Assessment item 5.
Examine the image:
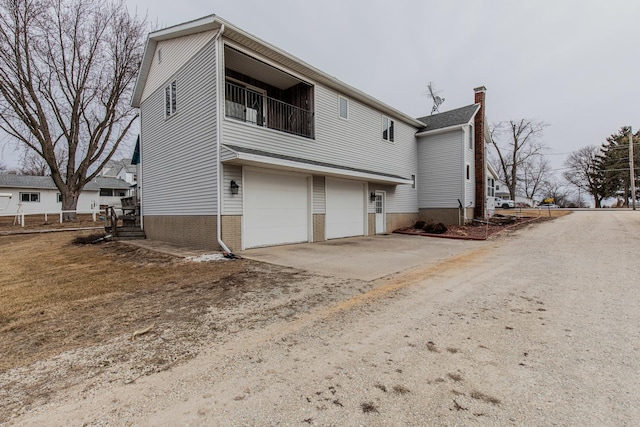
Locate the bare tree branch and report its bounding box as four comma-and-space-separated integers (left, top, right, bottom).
489, 119, 548, 199
0, 0, 145, 219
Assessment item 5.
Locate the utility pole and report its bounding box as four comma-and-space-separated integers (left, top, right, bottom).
630, 126, 636, 210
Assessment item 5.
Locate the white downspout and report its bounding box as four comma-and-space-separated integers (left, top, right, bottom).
214, 24, 233, 256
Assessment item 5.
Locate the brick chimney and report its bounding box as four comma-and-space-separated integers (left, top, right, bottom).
473, 86, 487, 219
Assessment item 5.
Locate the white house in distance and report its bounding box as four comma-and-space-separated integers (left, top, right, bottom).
494, 179, 535, 207
131, 14, 494, 252
100, 158, 138, 186
0, 175, 131, 215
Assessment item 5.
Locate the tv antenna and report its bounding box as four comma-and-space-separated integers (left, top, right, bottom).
427, 82, 445, 114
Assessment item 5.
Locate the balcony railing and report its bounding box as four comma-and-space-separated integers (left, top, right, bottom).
225, 81, 314, 138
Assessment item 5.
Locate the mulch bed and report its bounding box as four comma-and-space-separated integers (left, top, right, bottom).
394, 216, 544, 241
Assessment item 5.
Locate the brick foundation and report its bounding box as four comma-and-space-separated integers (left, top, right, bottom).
313, 214, 325, 242
143, 215, 218, 250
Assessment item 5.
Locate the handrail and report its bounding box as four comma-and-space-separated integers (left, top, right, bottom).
225, 81, 314, 138
105, 206, 118, 237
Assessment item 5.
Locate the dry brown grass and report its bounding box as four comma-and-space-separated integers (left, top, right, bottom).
0, 231, 246, 371
0, 213, 102, 230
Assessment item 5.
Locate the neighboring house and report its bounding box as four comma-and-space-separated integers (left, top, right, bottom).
494, 179, 534, 207
131, 15, 494, 251
0, 174, 131, 214
101, 159, 137, 186
486, 163, 499, 213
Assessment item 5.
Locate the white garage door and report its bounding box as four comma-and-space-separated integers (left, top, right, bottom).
244, 169, 309, 248
326, 178, 365, 239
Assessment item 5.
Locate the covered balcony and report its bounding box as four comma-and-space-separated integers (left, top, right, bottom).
224, 46, 314, 139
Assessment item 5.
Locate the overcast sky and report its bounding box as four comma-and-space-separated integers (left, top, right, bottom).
3, 0, 639, 176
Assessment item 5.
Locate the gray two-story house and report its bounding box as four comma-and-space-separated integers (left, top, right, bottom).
132, 14, 491, 252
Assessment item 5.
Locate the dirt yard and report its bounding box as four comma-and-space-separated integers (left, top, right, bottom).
0, 231, 375, 421
3, 211, 639, 426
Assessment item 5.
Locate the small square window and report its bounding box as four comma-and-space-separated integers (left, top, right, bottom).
466, 164, 471, 180
383, 116, 394, 142
57, 193, 62, 203
339, 96, 348, 119
411, 174, 416, 189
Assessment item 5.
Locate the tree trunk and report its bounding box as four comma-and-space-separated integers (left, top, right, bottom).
61, 191, 79, 221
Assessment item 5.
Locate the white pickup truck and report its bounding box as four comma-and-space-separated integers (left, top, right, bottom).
495, 197, 515, 209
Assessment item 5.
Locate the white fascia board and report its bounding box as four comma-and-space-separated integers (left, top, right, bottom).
222, 148, 412, 185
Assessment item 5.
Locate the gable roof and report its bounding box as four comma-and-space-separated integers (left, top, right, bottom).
132, 15, 426, 128
416, 104, 480, 132
0, 174, 130, 191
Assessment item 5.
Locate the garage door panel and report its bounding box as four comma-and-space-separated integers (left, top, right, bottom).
326, 178, 365, 239
244, 169, 309, 248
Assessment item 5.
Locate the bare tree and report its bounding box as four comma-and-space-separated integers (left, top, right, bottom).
563, 145, 609, 208
490, 119, 548, 200
518, 155, 552, 201
0, 0, 145, 219
541, 178, 571, 207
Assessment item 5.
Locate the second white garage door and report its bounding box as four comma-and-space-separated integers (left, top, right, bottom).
326, 178, 365, 239
244, 169, 309, 249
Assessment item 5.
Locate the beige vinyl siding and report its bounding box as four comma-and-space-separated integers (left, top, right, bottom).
313, 175, 325, 214
222, 85, 418, 214
223, 164, 242, 215
417, 130, 464, 208
141, 40, 218, 216
141, 30, 217, 103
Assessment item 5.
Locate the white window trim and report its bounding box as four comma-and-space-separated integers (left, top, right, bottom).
382, 116, 395, 143
19, 192, 40, 203
165, 80, 177, 118
411, 174, 416, 190
338, 96, 348, 120
468, 124, 474, 150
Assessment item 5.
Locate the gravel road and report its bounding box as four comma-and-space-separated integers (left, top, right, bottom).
11, 211, 640, 426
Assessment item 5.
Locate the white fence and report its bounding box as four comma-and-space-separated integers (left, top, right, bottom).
0, 209, 103, 227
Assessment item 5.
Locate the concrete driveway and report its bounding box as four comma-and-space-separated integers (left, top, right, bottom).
240, 233, 487, 281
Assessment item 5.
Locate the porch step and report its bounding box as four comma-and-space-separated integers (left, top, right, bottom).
105, 226, 146, 240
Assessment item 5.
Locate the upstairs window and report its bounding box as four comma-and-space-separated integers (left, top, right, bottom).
165, 80, 177, 118
468, 125, 474, 149
339, 96, 348, 119
382, 116, 394, 142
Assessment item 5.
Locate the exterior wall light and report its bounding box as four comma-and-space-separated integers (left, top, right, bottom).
230, 180, 239, 195
370, 192, 376, 202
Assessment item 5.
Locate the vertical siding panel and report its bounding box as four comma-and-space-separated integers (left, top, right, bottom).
141, 40, 218, 216
312, 175, 325, 214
